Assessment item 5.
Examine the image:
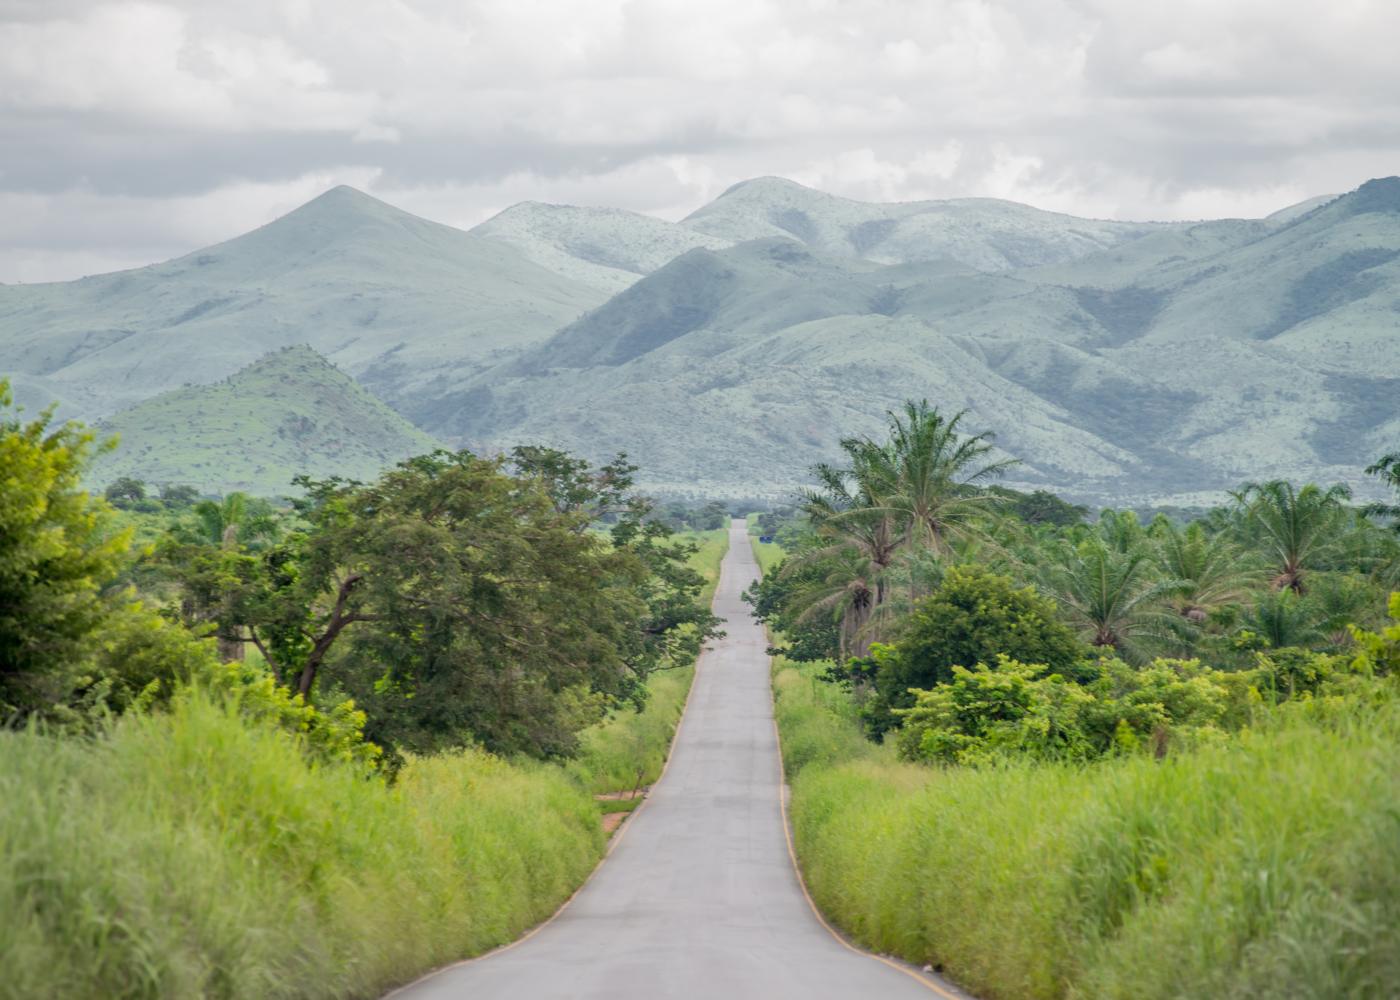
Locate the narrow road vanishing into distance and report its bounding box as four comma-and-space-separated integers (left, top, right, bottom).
390, 520, 969, 1000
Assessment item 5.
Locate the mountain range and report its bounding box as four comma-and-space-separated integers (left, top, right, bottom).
2, 175, 1397, 504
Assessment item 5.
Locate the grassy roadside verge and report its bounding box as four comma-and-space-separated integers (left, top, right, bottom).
745, 512, 784, 574
568, 528, 728, 797
760, 523, 1400, 999
0, 691, 606, 1000
0, 528, 729, 1000
777, 653, 1400, 998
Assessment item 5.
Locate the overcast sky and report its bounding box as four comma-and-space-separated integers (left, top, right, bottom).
3, 0, 1399, 282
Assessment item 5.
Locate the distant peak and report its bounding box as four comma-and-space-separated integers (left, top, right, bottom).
714, 176, 819, 200
1346, 176, 1400, 214
321, 183, 375, 200
295, 184, 393, 213
239, 344, 339, 375
235, 184, 444, 248
481, 199, 566, 221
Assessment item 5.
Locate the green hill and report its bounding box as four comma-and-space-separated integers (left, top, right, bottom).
0, 186, 608, 423
89, 346, 442, 496
7, 176, 1399, 505
450, 177, 1400, 504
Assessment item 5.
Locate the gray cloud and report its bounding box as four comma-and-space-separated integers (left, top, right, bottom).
2, 0, 1399, 281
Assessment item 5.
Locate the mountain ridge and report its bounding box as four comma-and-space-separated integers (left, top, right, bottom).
3, 175, 1396, 503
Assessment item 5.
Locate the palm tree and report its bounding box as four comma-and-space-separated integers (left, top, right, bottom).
1095, 509, 1148, 554
1307, 572, 1383, 647
1152, 520, 1261, 623
864, 401, 1017, 557
794, 463, 901, 655
1364, 452, 1400, 533
188, 492, 277, 549
179, 492, 278, 662
1042, 538, 1175, 659
791, 401, 1015, 651
784, 547, 880, 660
1233, 481, 1352, 594
1242, 590, 1325, 649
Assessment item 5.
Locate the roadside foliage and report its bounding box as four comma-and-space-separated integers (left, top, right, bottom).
0, 382, 727, 999
752, 402, 1400, 1000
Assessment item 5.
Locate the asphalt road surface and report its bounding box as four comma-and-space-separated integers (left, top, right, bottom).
390, 520, 969, 1000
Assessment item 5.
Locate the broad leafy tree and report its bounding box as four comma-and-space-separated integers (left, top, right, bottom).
0, 384, 129, 717
867, 565, 1085, 737
220, 450, 719, 758
102, 476, 146, 507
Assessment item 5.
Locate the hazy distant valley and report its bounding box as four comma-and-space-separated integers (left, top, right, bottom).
3, 175, 1398, 504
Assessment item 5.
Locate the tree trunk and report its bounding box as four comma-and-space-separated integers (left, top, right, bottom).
217, 630, 243, 664
218, 522, 244, 663
294, 573, 367, 699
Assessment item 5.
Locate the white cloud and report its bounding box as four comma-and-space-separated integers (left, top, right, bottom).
2, 0, 1399, 279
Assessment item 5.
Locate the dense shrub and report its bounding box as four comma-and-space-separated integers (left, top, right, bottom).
774, 650, 1400, 1000
0, 692, 604, 1000
866, 565, 1086, 736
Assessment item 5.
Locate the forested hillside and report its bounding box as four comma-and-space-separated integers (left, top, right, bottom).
3, 177, 1397, 504
90, 346, 443, 495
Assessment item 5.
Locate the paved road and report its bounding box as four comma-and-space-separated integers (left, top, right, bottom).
391, 521, 966, 1000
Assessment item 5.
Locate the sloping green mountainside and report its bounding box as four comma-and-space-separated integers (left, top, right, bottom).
89, 345, 443, 495
2, 176, 1397, 501
0, 186, 609, 421
452, 178, 1400, 504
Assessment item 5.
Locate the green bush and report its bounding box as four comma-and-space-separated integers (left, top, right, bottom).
776, 654, 1400, 999
891, 599, 1400, 768
867, 565, 1086, 736
893, 655, 1249, 765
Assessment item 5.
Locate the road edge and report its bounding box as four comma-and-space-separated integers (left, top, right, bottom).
381, 533, 726, 998
754, 528, 976, 1000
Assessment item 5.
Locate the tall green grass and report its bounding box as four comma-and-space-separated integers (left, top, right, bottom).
0, 528, 729, 998
567, 527, 728, 794
0, 691, 604, 1000
775, 655, 1400, 999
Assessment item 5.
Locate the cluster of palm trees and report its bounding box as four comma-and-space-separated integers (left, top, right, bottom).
784, 402, 1400, 664
792, 400, 1014, 657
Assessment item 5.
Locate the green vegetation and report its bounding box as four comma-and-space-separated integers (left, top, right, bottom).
865, 565, 1086, 738
1365, 451, 1400, 531
568, 528, 727, 794
756, 399, 1400, 999
748, 517, 785, 575
90, 346, 444, 497
0, 384, 129, 717
0, 385, 723, 997
774, 630, 1400, 999
10, 176, 1400, 505
1, 691, 604, 999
